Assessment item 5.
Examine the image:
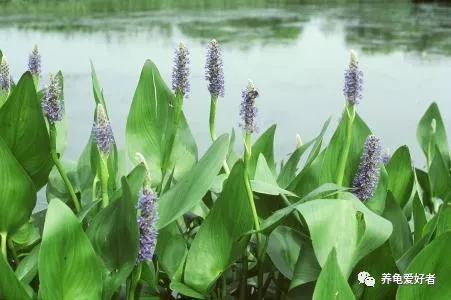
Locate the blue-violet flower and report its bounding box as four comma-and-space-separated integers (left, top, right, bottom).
92, 104, 114, 155
137, 186, 159, 263
172, 42, 190, 97
240, 80, 259, 133
343, 50, 363, 105
205, 39, 225, 98
42, 73, 64, 123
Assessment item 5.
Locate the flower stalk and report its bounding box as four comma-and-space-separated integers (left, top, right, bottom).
49, 125, 80, 212
43, 73, 80, 212
240, 80, 263, 299
337, 50, 363, 187
0, 232, 7, 261
92, 103, 114, 207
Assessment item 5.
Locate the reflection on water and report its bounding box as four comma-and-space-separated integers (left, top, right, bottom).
1, 1, 451, 56
2, 1, 451, 212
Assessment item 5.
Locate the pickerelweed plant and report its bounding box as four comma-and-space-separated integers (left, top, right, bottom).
0, 44, 451, 300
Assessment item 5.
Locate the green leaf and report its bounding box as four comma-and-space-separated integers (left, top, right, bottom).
383, 194, 413, 260
436, 204, 451, 237
15, 245, 40, 285
249, 125, 276, 178
429, 149, 451, 199
157, 134, 229, 229
298, 194, 392, 277
183, 161, 253, 294
267, 226, 305, 280
156, 222, 187, 279
413, 192, 427, 243
89, 63, 119, 193
0, 72, 53, 189
353, 242, 398, 300
312, 248, 355, 300
386, 146, 414, 207
125, 60, 197, 187
87, 177, 140, 299
397, 232, 451, 300
0, 255, 31, 300
365, 164, 388, 215
289, 238, 321, 290
255, 184, 341, 235
320, 111, 371, 187
396, 214, 438, 272
417, 102, 450, 167
277, 139, 315, 189
141, 261, 159, 296
251, 155, 298, 197
0, 137, 36, 235
170, 281, 206, 299
39, 199, 103, 299
46, 160, 79, 204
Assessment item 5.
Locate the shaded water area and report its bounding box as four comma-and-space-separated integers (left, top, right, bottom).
1, 0, 451, 209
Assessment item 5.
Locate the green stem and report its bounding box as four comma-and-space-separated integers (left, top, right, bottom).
239, 251, 248, 300
243, 132, 264, 300
0, 232, 7, 261
92, 175, 99, 201
222, 274, 227, 298
99, 155, 109, 207
209, 95, 218, 141
209, 95, 231, 175
127, 264, 142, 300
7, 239, 18, 264
160, 92, 184, 193
336, 104, 356, 188
50, 125, 80, 212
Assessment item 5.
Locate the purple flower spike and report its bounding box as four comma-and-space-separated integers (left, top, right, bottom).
137, 186, 159, 263
92, 104, 114, 155
352, 135, 382, 201
240, 80, 259, 134
172, 42, 190, 97
42, 74, 64, 123
28, 45, 42, 77
343, 50, 363, 105
0, 56, 10, 92
205, 39, 224, 98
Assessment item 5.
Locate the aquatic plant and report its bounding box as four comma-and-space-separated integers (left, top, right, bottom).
28, 44, 41, 78
0, 45, 449, 300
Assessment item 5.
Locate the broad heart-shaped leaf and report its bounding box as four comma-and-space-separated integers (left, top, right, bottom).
87, 177, 140, 299
417, 102, 450, 168
183, 160, 253, 295
39, 199, 103, 300
0, 255, 31, 300
297, 194, 392, 277
397, 232, 451, 300
249, 124, 276, 178
267, 226, 306, 280
90, 64, 119, 193
0, 72, 53, 189
319, 109, 371, 187
157, 134, 229, 229
383, 194, 413, 260
386, 146, 414, 207
0, 137, 36, 235
312, 248, 355, 300
126, 60, 198, 187
251, 155, 298, 197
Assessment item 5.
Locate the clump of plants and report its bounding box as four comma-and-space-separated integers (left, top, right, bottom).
0, 41, 450, 300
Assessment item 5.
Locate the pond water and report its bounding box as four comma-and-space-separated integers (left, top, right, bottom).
1, 1, 451, 210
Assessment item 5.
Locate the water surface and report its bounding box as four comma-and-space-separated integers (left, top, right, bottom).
1, 1, 451, 210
